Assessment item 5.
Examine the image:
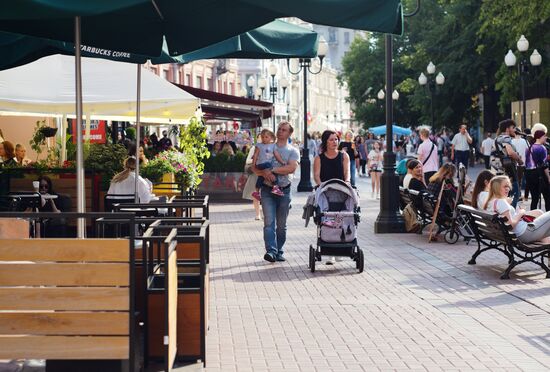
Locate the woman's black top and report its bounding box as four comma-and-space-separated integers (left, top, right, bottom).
338, 141, 356, 161
320, 152, 344, 182
409, 178, 426, 192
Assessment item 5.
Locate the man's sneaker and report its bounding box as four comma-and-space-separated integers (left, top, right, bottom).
252, 191, 261, 201
271, 185, 284, 196
276, 254, 286, 262
263, 252, 276, 263
326, 256, 335, 265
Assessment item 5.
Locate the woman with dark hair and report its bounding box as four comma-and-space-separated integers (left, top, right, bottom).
313, 129, 350, 265
403, 159, 426, 192
36, 176, 60, 212
471, 170, 494, 209
313, 130, 350, 185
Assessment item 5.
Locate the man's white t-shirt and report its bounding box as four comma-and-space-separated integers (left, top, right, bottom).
451, 133, 470, 151
418, 139, 439, 173
511, 137, 529, 166
481, 137, 494, 156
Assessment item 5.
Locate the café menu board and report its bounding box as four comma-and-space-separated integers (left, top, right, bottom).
70, 119, 106, 144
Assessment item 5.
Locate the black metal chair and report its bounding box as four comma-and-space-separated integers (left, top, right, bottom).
104, 193, 136, 212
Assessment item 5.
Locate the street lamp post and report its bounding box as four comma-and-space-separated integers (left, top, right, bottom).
259, 63, 290, 131
288, 37, 328, 192
246, 75, 255, 99
374, 34, 405, 233
504, 35, 542, 130
418, 62, 445, 128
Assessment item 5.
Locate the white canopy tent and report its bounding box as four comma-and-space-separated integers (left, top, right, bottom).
0, 55, 199, 124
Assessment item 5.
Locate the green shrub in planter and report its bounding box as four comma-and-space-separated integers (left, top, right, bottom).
84, 143, 128, 190
203, 151, 246, 173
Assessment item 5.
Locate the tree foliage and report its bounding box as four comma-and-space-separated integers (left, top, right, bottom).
340, 0, 550, 132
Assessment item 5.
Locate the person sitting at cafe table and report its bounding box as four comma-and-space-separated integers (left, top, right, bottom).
108, 157, 153, 203
0, 140, 17, 166
36, 175, 70, 237
15, 144, 32, 166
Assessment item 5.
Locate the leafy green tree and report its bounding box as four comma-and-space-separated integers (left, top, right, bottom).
339, 0, 549, 133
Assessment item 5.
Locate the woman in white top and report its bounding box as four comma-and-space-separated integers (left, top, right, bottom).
108, 157, 153, 203
470, 170, 494, 209
367, 141, 383, 199
484, 175, 550, 244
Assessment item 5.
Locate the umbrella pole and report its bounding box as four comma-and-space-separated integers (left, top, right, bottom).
74, 16, 86, 238
135, 64, 141, 202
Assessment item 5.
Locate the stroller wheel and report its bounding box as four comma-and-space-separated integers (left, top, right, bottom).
356, 248, 364, 273
444, 230, 459, 244
309, 245, 316, 273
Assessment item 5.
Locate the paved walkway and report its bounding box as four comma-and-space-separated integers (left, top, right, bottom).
206, 168, 550, 372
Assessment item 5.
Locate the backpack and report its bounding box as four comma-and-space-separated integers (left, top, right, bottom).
403, 203, 421, 233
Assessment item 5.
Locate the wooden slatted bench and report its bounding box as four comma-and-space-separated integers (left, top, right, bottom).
457, 204, 550, 279
0, 238, 139, 371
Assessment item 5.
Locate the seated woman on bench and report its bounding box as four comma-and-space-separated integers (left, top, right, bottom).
471, 170, 495, 209
484, 175, 550, 244
427, 163, 457, 216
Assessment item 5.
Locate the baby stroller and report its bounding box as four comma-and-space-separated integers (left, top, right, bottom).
444, 163, 474, 244
303, 179, 364, 273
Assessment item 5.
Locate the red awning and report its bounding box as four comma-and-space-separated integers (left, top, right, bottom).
173, 84, 273, 125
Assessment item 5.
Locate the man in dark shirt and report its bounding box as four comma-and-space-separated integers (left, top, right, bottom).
158, 130, 173, 151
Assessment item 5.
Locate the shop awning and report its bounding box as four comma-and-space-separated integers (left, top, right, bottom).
175, 84, 272, 127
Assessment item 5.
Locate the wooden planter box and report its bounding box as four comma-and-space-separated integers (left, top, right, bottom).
196, 172, 248, 202
147, 266, 207, 364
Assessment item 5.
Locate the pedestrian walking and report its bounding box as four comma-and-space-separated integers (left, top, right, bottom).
356, 136, 367, 177
367, 141, 383, 199
451, 124, 473, 169
339, 131, 358, 187
480, 132, 494, 170
494, 119, 522, 207
512, 132, 529, 200
417, 127, 439, 185
252, 121, 300, 263
525, 123, 550, 211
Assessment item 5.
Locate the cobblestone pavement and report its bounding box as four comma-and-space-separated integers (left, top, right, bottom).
206, 169, 550, 372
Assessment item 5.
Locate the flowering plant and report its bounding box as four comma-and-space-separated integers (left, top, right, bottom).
141, 149, 197, 188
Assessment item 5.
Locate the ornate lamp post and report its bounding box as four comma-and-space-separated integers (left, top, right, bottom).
418, 62, 445, 128
257, 63, 290, 131
288, 36, 329, 192
246, 75, 256, 99
504, 35, 542, 129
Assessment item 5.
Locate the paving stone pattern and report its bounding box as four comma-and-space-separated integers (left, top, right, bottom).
206, 173, 550, 372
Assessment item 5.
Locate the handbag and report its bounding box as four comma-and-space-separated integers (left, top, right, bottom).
403, 203, 421, 233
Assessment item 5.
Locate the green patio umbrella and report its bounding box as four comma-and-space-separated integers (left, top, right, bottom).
0, 1, 403, 56
0, 0, 403, 240
0, 20, 319, 71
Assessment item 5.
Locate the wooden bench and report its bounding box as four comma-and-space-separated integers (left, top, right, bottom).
407, 189, 441, 233
457, 204, 550, 279
0, 238, 139, 371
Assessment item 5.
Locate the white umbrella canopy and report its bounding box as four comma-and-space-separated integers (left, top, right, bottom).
0, 54, 198, 123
